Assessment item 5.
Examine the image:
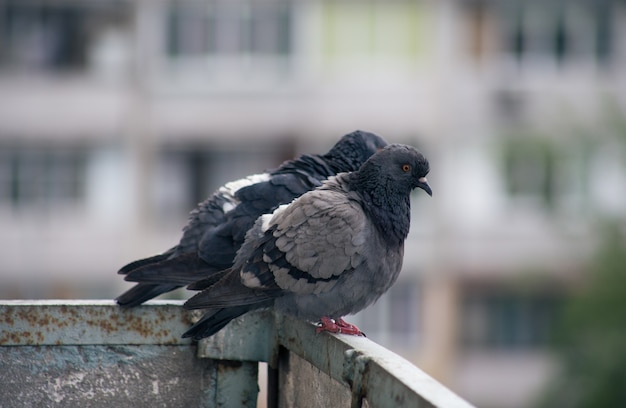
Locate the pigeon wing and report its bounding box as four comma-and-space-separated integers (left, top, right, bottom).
196, 173, 314, 263
242, 184, 367, 296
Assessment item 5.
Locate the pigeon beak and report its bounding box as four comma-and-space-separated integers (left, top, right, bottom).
417, 177, 432, 196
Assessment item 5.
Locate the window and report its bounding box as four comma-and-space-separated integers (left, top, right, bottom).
462, 0, 491, 64
167, 0, 291, 58
503, 136, 558, 209
0, 145, 87, 211
0, 2, 129, 72
351, 280, 420, 347
154, 142, 292, 219
461, 285, 562, 350
321, 1, 426, 62
496, 1, 615, 68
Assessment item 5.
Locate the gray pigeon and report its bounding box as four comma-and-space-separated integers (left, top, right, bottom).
182, 144, 432, 340
116, 131, 388, 307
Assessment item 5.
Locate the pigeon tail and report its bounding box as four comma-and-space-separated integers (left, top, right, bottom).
186, 269, 230, 291
115, 283, 180, 308
124, 253, 224, 285
118, 253, 170, 275
182, 304, 269, 340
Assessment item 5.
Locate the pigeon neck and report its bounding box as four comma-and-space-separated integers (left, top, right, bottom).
349, 173, 411, 248
368, 193, 411, 248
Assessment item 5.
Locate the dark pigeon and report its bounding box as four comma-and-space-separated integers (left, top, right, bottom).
116, 130, 388, 307
182, 144, 432, 340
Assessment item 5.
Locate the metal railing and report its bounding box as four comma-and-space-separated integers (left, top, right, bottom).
0, 300, 474, 408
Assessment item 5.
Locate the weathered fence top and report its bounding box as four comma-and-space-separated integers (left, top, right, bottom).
0, 300, 474, 408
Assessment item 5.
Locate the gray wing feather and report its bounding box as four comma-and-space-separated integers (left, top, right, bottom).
269, 188, 367, 289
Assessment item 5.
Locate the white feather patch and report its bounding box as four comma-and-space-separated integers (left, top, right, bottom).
222, 201, 236, 213
218, 172, 271, 213
220, 173, 270, 196
260, 213, 274, 232
241, 271, 262, 288
261, 204, 289, 232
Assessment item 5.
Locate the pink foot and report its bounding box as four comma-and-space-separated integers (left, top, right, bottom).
316, 317, 365, 336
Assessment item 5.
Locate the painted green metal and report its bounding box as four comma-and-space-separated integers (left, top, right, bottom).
0, 301, 474, 408
199, 310, 475, 408
213, 360, 259, 408
0, 300, 257, 407
197, 309, 274, 362
277, 313, 475, 408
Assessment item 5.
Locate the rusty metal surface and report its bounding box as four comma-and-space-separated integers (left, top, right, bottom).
0, 301, 474, 408
0, 300, 195, 346
0, 301, 259, 408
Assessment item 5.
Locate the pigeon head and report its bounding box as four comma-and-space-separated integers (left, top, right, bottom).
323, 130, 388, 173
353, 143, 432, 198
348, 144, 431, 247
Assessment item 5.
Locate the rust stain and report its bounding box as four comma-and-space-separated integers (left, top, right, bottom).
98, 319, 116, 334
0, 330, 34, 346
0, 304, 195, 345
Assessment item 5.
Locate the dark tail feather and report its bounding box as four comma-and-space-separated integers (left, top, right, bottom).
118, 253, 170, 275
187, 269, 230, 291
183, 269, 281, 311
115, 283, 181, 308
182, 304, 265, 340
124, 253, 223, 285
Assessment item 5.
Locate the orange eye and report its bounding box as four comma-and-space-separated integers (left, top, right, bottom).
402, 164, 411, 172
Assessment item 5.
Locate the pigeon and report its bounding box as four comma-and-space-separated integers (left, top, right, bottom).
116, 130, 388, 307
181, 144, 432, 340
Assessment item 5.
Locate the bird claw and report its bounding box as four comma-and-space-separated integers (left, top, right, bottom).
316, 317, 365, 336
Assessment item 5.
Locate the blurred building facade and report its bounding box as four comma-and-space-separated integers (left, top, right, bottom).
1, 1, 625, 407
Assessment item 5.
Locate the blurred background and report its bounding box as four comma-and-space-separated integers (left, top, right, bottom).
1, 0, 625, 407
